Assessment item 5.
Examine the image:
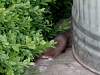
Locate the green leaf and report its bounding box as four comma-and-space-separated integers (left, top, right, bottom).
12, 45, 20, 52
26, 36, 31, 44
0, 50, 5, 54
0, 35, 7, 42
17, 0, 21, 3
9, 52, 19, 58
7, 31, 16, 44
45, 0, 52, 2
33, 5, 39, 11
0, 54, 9, 61
58, 20, 70, 31
38, 8, 45, 12
40, 3, 48, 5
49, 40, 55, 45
28, 62, 34, 65
12, 57, 20, 64
40, 40, 46, 44
27, 41, 36, 49
0, 2, 4, 8
21, 58, 30, 66
8, 61, 16, 65
2, 41, 9, 45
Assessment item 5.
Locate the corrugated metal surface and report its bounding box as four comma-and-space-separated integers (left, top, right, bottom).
72, 0, 100, 73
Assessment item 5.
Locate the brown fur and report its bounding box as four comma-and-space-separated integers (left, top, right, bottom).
42, 32, 69, 59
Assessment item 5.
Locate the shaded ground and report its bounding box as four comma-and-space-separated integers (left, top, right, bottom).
29, 48, 97, 75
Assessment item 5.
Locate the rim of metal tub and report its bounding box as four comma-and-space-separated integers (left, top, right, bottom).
72, 44, 100, 75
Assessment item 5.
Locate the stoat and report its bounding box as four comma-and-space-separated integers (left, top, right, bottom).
42, 32, 69, 60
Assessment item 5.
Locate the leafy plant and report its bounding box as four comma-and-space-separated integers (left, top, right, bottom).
0, 0, 72, 75
47, 0, 73, 23
36, 0, 72, 40
0, 0, 56, 75
46, 19, 71, 39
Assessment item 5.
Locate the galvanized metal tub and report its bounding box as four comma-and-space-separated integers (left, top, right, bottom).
72, 0, 100, 74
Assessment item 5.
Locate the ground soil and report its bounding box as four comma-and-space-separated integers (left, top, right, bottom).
29, 48, 97, 75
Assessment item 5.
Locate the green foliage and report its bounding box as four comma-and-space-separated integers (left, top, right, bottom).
0, 0, 72, 75
36, 0, 72, 40
47, 20, 71, 39
48, 0, 73, 23
28, 0, 54, 40
0, 0, 56, 75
